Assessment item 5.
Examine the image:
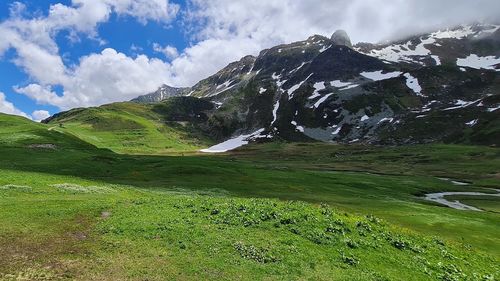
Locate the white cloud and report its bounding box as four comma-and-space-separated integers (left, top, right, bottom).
109, 0, 180, 24
153, 43, 179, 60
168, 38, 261, 86
1, 0, 178, 110
64, 48, 171, 107
14, 84, 63, 107
32, 110, 51, 122
0, 92, 29, 118
15, 48, 171, 109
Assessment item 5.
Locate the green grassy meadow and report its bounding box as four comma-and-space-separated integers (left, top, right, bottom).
0, 113, 499, 280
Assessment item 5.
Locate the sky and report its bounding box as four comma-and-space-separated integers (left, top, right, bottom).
0, 0, 499, 121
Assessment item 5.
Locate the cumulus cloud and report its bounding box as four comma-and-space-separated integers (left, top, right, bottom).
0, 92, 29, 118
31, 110, 51, 122
1, 0, 178, 110
168, 38, 262, 86
153, 43, 179, 60
15, 49, 171, 109
13, 84, 63, 107
110, 0, 180, 24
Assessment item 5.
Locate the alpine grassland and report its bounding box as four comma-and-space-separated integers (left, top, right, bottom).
0, 113, 498, 280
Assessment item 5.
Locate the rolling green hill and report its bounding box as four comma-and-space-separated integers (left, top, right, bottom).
0, 113, 96, 151
43, 101, 213, 155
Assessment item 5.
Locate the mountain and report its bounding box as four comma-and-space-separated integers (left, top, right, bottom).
132, 84, 189, 103
356, 24, 500, 68
52, 24, 500, 149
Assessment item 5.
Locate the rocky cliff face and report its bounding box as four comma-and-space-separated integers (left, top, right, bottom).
134, 24, 500, 146
132, 85, 189, 103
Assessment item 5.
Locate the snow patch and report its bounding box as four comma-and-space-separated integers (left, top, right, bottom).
200, 129, 265, 153
339, 84, 359, 91
360, 115, 369, 121
442, 99, 481, 111
456, 54, 500, 71
431, 55, 441, 65
319, 45, 331, 53
377, 117, 394, 124
212, 101, 223, 109
291, 121, 305, 133
364, 37, 435, 64
465, 119, 478, 127
271, 99, 280, 125
403, 73, 423, 96
210, 84, 236, 97
360, 70, 402, 81
430, 26, 474, 39
487, 105, 500, 112
272, 72, 288, 89
313, 93, 334, 108
330, 80, 352, 88
308, 82, 326, 100
288, 73, 313, 98
289, 62, 306, 74
331, 126, 342, 135
216, 80, 233, 90
259, 87, 267, 94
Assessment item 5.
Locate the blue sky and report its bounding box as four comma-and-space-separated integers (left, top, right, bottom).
0, 0, 191, 120
0, 0, 498, 121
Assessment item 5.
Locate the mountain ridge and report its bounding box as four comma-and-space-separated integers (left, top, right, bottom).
47, 24, 500, 149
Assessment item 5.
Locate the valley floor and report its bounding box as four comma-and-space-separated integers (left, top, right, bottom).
0, 113, 498, 279
0, 139, 499, 280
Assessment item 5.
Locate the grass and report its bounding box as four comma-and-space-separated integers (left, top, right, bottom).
0, 171, 497, 280
43, 102, 212, 154
0, 113, 499, 280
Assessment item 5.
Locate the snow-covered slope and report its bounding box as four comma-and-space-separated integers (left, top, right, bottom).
356, 24, 500, 69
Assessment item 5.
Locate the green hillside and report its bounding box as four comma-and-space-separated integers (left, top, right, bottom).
43, 102, 213, 155
0, 113, 96, 150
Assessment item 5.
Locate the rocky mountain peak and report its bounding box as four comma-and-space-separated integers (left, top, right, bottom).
132, 84, 189, 103
331, 29, 353, 48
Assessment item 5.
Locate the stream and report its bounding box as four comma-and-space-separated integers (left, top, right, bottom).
424, 189, 500, 211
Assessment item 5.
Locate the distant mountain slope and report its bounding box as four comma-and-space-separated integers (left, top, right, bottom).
43, 101, 213, 154
132, 84, 189, 103
73, 24, 500, 148
156, 24, 499, 146
356, 24, 500, 67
